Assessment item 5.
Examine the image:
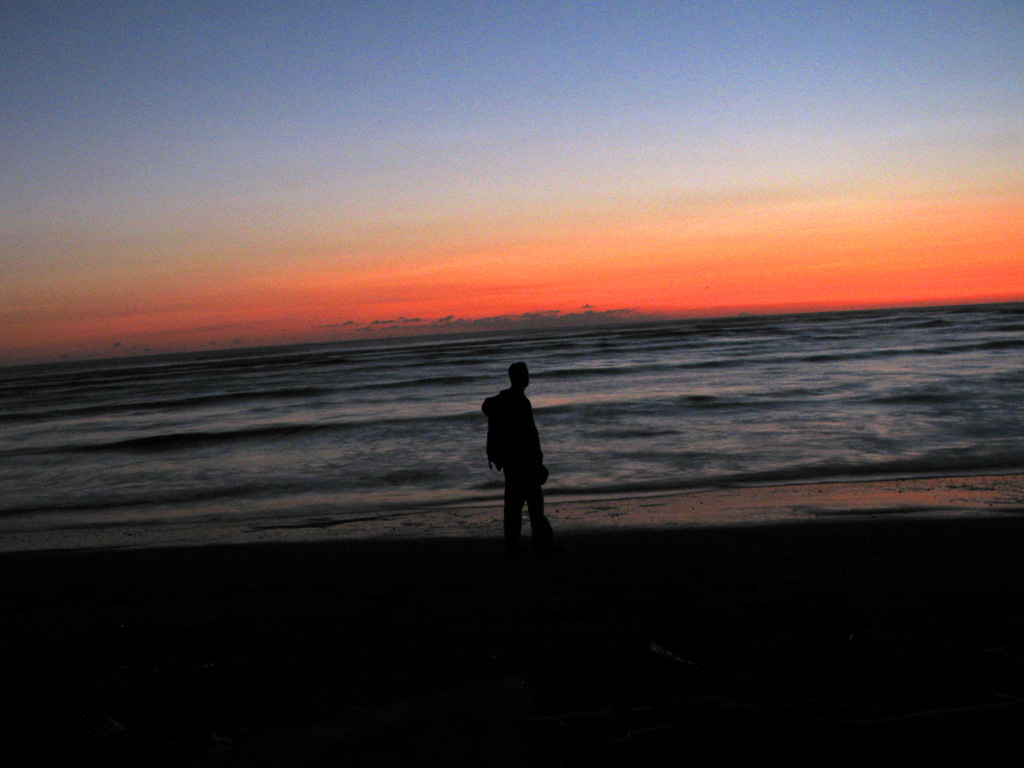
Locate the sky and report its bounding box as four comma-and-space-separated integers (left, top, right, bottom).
2, 0, 1023, 363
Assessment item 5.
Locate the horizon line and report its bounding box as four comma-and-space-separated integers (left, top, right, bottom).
4, 296, 1021, 370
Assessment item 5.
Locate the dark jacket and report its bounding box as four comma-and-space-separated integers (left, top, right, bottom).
482, 388, 542, 470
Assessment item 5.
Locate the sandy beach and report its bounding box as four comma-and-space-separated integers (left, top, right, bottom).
3, 475, 1024, 766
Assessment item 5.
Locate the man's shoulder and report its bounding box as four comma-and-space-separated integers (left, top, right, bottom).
501, 388, 531, 405
482, 388, 529, 416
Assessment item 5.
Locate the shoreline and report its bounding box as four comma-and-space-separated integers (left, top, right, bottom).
4, 510, 1024, 766
2, 472, 1021, 554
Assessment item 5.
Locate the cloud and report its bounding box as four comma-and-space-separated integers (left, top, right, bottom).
336, 307, 648, 337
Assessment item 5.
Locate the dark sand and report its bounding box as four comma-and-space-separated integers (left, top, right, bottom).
4, 514, 1024, 766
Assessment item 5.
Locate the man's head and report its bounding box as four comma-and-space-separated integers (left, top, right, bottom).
508, 361, 529, 391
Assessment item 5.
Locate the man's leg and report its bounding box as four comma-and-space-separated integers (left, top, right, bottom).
503, 473, 525, 551
525, 485, 553, 551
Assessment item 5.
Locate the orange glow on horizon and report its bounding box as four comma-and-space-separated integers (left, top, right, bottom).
3, 195, 1022, 363
298, 194, 1024, 318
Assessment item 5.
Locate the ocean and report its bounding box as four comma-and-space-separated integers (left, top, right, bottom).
1, 302, 1022, 547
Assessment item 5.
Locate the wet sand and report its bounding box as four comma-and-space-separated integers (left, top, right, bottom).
3, 480, 1024, 766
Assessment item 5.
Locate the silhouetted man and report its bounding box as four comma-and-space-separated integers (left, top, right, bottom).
482, 362, 555, 554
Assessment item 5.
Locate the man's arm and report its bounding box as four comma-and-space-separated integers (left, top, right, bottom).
525, 400, 543, 461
